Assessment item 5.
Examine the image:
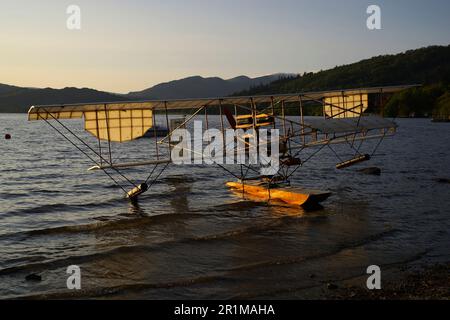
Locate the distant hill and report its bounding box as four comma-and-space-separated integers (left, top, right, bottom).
0, 74, 287, 113
236, 45, 450, 95
234, 45, 450, 117
127, 74, 286, 100
0, 87, 128, 113
0, 84, 22, 95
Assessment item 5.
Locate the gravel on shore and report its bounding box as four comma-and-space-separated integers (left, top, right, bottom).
327, 263, 450, 300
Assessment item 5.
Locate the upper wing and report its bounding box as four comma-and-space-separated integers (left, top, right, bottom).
27, 85, 418, 142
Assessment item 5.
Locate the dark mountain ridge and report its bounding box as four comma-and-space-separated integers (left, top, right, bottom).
0, 74, 286, 113
126, 74, 285, 99
0, 87, 128, 113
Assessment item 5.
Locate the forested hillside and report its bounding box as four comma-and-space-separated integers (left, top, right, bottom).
236, 45, 450, 117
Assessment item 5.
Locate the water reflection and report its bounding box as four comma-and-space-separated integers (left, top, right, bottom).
128, 199, 147, 216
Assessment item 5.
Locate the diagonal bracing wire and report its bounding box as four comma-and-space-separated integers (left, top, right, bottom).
41, 111, 138, 188
39, 115, 129, 194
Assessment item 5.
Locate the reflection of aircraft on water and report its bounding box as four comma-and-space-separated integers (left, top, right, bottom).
28, 85, 417, 208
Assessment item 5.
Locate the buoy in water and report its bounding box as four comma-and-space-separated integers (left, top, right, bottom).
5, 134, 11, 140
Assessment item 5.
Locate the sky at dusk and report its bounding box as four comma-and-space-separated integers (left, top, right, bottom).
1, 0, 449, 93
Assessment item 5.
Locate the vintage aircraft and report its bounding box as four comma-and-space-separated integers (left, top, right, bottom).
28, 85, 417, 207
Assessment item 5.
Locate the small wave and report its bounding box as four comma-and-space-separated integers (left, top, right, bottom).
0, 168, 25, 173
1, 192, 30, 199
212, 200, 264, 211
162, 175, 196, 184
182, 214, 327, 243
23, 212, 204, 237
0, 197, 125, 220
103, 184, 124, 189
12, 273, 226, 300
221, 228, 401, 273
0, 244, 153, 276
33, 189, 64, 194
191, 221, 282, 242
0, 205, 255, 242
12, 203, 74, 215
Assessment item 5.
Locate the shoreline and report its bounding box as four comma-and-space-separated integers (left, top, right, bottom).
324, 262, 450, 300
6, 261, 450, 300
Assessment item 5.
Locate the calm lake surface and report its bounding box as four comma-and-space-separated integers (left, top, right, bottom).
0, 113, 449, 299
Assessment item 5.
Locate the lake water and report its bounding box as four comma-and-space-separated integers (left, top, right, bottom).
0, 113, 449, 299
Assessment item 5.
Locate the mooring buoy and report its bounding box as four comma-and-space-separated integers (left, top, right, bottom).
5, 134, 11, 140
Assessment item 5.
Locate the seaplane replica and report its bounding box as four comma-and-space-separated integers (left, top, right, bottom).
28, 85, 416, 208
